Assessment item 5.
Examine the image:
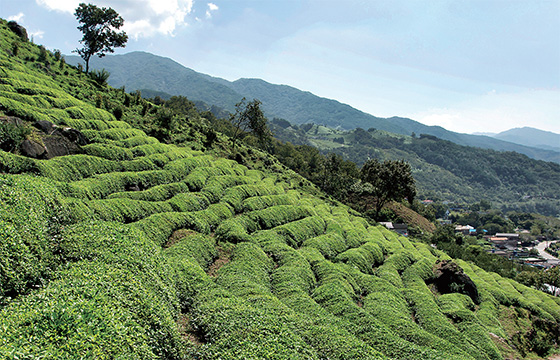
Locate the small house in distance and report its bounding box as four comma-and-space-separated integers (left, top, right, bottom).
488, 235, 519, 250
455, 225, 476, 236
495, 233, 520, 241
379, 222, 408, 237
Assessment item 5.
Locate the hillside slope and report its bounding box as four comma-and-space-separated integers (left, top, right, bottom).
67, 51, 559, 163
269, 124, 560, 216
2, 20, 559, 359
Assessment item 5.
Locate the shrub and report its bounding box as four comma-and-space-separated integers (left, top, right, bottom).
0, 120, 31, 152
89, 68, 111, 87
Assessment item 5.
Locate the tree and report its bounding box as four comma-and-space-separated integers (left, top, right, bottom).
229, 98, 271, 149
74, 3, 128, 74
359, 159, 416, 218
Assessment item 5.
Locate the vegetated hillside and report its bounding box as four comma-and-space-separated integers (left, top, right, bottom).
67, 51, 242, 112
66, 51, 560, 164
2, 20, 560, 359
270, 123, 560, 216
493, 127, 560, 153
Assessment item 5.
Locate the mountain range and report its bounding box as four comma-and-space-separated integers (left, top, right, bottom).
66, 51, 559, 164
493, 127, 560, 153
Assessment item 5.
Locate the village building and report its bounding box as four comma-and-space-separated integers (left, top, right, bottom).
379, 222, 409, 237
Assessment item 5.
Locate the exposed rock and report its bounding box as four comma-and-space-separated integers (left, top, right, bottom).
432, 260, 480, 304
20, 139, 46, 159
59, 127, 88, 146
125, 183, 142, 192
33, 120, 55, 134
7, 21, 28, 42
29, 121, 87, 158
42, 135, 82, 158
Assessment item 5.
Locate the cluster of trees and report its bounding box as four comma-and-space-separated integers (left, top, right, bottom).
269, 121, 560, 217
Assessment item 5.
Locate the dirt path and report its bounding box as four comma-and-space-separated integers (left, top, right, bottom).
207, 247, 231, 277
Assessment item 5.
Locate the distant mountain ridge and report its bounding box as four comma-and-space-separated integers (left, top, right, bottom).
493, 127, 560, 153
66, 51, 559, 163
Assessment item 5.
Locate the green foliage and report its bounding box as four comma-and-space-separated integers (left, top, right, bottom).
359, 158, 416, 217
73, 3, 128, 74
271, 123, 560, 216
89, 68, 111, 87
1, 20, 559, 359
1, 222, 186, 359
229, 98, 272, 149
0, 175, 69, 303
0, 120, 31, 153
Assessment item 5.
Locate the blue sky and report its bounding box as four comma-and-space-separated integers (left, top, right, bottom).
2, 0, 559, 134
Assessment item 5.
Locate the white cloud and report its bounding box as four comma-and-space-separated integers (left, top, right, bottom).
35, 0, 79, 13
35, 0, 194, 38
409, 89, 560, 134
30, 30, 45, 40
8, 12, 25, 22
206, 2, 219, 19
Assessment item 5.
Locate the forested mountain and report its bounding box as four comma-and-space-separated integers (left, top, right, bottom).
66, 51, 559, 164
269, 122, 560, 216
3, 19, 560, 359
67, 51, 241, 111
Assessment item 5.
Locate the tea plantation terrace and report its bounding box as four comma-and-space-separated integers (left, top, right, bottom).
0, 19, 559, 359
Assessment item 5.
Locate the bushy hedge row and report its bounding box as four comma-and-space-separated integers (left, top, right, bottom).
335, 242, 384, 274
222, 183, 285, 212
108, 181, 190, 201
362, 290, 474, 359
263, 236, 385, 359
0, 151, 40, 174
82, 128, 148, 142
303, 232, 347, 260
183, 160, 246, 191
65, 190, 211, 223
0, 221, 188, 359
274, 215, 326, 248
310, 259, 453, 359
131, 202, 233, 246
0, 95, 53, 122
216, 205, 315, 243
0, 174, 68, 302
201, 175, 258, 204
401, 263, 492, 360
62, 169, 183, 199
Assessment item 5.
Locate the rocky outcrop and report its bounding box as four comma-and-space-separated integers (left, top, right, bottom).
20, 139, 46, 158
1, 117, 86, 159
7, 21, 28, 41
31, 120, 86, 158
432, 260, 480, 304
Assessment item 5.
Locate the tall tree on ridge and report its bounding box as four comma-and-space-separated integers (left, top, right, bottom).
74, 3, 128, 74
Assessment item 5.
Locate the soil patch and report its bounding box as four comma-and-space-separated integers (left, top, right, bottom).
207, 247, 231, 277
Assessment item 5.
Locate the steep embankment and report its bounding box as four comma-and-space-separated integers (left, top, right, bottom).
1, 20, 559, 359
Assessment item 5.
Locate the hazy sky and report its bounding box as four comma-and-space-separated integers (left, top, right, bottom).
2, 0, 559, 134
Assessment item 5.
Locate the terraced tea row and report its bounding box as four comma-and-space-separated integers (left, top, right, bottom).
1, 21, 559, 359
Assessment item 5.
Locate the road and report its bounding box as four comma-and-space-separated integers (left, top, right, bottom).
535, 240, 559, 261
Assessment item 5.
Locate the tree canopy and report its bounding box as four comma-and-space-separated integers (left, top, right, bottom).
229, 98, 271, 149
359, 159, 416, 218
74, 3, 128, 74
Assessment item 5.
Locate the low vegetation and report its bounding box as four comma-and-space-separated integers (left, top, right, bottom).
1, 18, 559, 359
